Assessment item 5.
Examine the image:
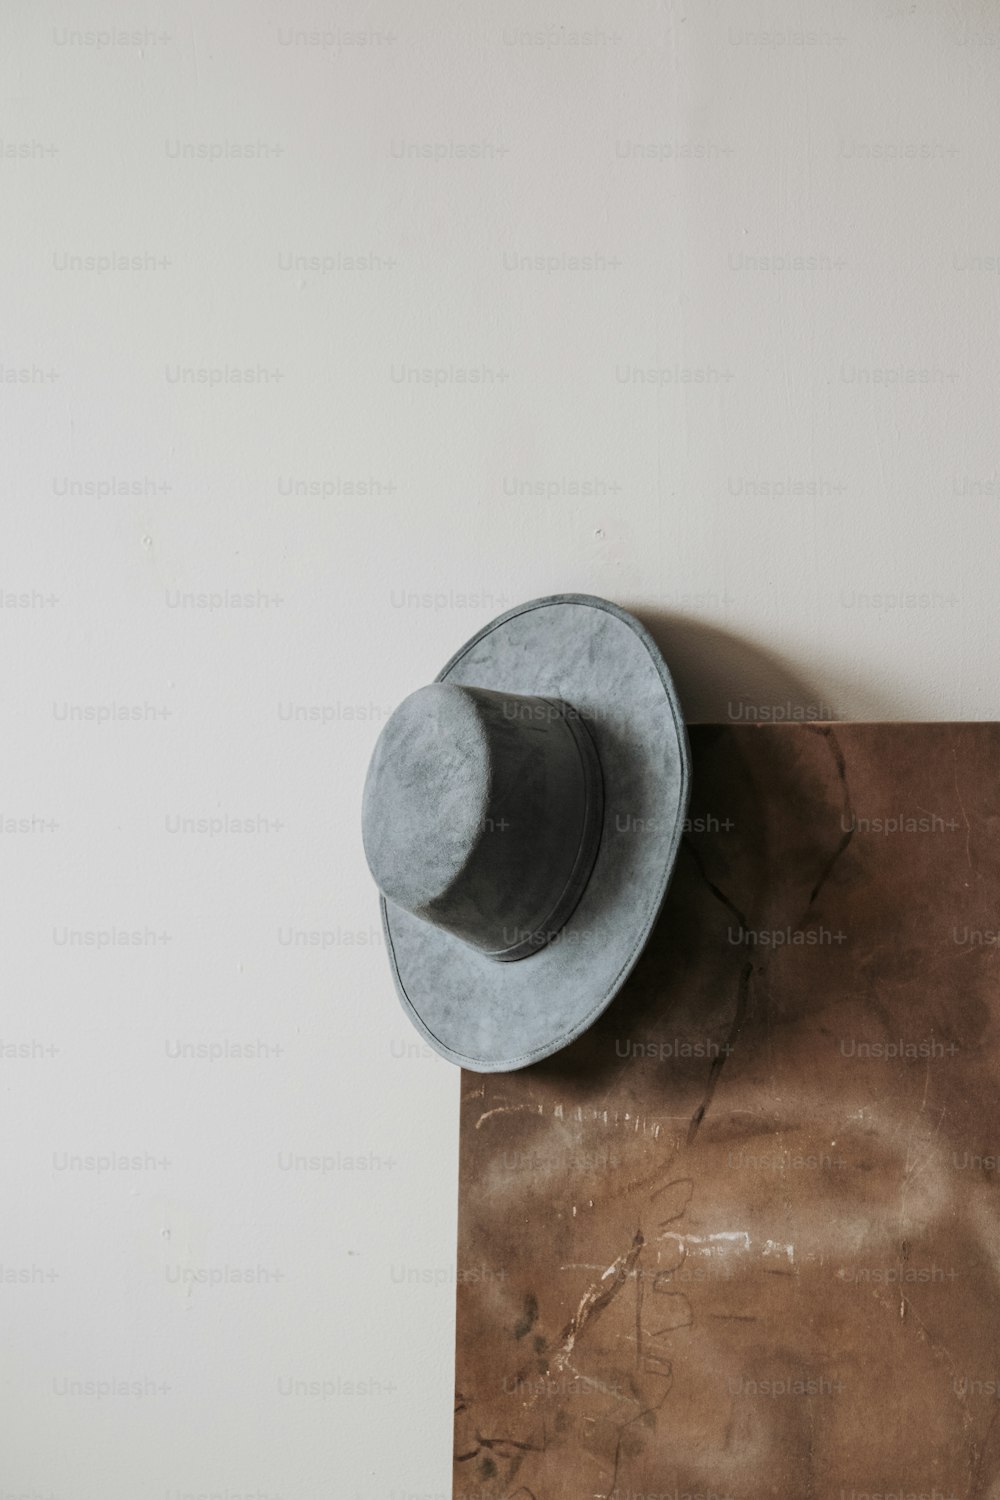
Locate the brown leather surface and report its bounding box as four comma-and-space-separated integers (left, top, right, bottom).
454, 723, 1000, 1498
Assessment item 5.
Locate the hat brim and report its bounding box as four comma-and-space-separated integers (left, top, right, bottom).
379, 594, 691, 1071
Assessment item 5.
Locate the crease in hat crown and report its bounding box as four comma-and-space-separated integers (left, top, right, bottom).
361, 680, 604, 962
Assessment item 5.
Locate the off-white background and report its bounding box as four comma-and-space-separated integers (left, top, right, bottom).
2, 0, 998, 1494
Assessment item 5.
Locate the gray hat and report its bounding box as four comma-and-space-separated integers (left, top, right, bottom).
362, 594, 690, 1072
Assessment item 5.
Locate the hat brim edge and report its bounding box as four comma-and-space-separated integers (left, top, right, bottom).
379, 593, 692, 1072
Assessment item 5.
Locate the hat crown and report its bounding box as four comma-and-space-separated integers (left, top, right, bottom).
361, 683, 492, 913
362, 681, 604, 961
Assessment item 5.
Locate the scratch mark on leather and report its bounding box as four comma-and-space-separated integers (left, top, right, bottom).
681, 833, 748, 929
552, 1229, 645, 1371
687, 961, 753, 1144
806, 725, 854, 907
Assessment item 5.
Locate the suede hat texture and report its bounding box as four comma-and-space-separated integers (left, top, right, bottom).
361, 594, 691, 1072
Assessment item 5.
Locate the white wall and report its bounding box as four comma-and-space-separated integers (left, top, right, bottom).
3, 2, 998, 1495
